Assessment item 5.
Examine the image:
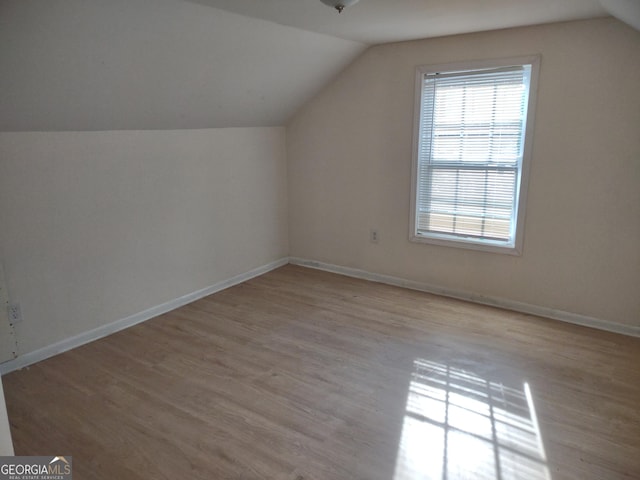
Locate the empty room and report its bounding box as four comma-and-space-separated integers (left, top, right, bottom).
0, 0, 639, 478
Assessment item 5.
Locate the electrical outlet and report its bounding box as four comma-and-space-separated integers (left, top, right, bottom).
370, 229, 379, 243
8, 303, 22, 324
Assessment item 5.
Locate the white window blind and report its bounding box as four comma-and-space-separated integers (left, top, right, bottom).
413, 61, 535, 251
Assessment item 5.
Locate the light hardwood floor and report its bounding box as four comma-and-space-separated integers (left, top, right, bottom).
3, 265, 640, 479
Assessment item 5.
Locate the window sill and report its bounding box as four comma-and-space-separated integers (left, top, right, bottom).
410, 232, 522, 256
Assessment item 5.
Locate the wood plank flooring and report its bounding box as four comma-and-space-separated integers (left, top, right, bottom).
3, 265, 640, 479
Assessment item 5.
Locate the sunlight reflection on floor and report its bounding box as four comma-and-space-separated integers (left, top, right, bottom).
393, 360, 551, 480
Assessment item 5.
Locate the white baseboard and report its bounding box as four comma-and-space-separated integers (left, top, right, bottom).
0, 258, 289, 375
289, 257, 640, 338
2, 254, 636, 377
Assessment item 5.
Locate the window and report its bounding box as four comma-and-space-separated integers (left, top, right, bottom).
410, 56, 539, 254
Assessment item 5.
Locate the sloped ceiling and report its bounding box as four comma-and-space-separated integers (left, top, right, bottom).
193, 0, 608, 44
0, 0, 364, 131
599, 0, 640, 30
2, 0, 635, 132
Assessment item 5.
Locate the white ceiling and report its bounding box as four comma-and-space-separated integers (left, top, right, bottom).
188, 0, 609, 44
2, 0, 636, 131
0, 0, 364, 131
599, 0, 640, 30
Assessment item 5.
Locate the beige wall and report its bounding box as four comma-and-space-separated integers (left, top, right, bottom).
0, 128, 289, 355
287, 18, 640, 328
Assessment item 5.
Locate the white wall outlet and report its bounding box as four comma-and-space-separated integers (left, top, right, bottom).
370, 229, 379, 243
8, 303, 22, 324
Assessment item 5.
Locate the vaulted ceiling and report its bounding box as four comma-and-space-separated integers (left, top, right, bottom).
192, 0, 608, 44
0, 0, 364, 131
0, 0, 636, 131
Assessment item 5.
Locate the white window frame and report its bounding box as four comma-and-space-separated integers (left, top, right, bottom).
409, 55, 540, 255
